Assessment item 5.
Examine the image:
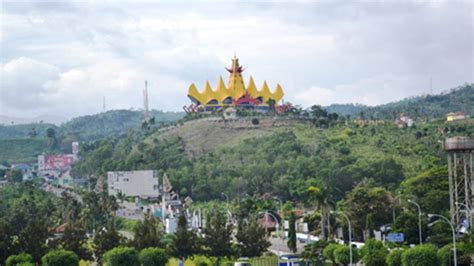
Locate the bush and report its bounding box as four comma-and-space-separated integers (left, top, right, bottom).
386, 249, 404, 266
361, 239, 389, 266
323, 243, 340, 264
401, 244, 439, 266
139, 248, 168, 266
6, 253, 33, 266
251, 118, 260, 125
334, 244, 359, 265
103, 247, 139, 266
438, 242, 470, 266
41, 250, 79, 266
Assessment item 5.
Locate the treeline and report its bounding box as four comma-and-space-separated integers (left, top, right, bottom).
325, 83, 473, 120
0, 182, 271, 265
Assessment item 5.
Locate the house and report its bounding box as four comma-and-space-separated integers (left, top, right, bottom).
447, 112, 467, 122
394, 114, 414, 128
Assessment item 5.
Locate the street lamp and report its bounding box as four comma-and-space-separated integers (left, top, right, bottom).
407, 199, 423, 244
273, 197, 284, 239
455, 202, 471, 231
330, 210, 352, 266
428, 214, 456, 266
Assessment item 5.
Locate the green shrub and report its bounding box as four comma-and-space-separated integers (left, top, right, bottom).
103, 247, 139, 266
401, 244, 438, 266
438, 242, 470, 266
5, 253, 33, 266
41, 250, 79, 266
334, 244, 359, 265
139, 248, 168, 266
322, 243, 340, 264
361, 239, 389, 266
386, 249, 404, 266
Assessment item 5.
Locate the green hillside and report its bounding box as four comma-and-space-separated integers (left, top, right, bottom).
0, 138, 46, 164
0, 123, 57, 140
59, 109, 184, 141
71, 115, 473, 202
326, 83, 473, 119
0, 109, 184, 164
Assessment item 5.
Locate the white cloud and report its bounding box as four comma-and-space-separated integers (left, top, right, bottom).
0, 1, 472, 119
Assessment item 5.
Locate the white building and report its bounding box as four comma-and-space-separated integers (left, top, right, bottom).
107, 170, 159, 198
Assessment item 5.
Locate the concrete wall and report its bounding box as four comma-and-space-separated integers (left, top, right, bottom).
107, 170, 159, 198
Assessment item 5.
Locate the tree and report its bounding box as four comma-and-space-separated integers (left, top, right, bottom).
61, 223, 92, 261
287, 212, 297, 253
18, 217, 50, 262
438, 242, 470, 266
201, 210, 235, 264
46, 128, 57, 151
103, 247, 139, 266
342, 182, 393, 240
0, 219, 12, 264
301, 240, 328, 265
334, 244, 360, 266
8, 169, 23, 183
235, 219, 271, 257
139, 248, 169, 266
168, 214, 200, 262
360, 239, 388, 266
93, 225, 124, 263
402, 166, 449, 214
401, 244, 438, 266
41, 250, 79, 266
6, 253, 33, 266
323, 243, 339, 265
392, 212, 427, 244
133, 212, 163, 250
386, 249, 404, 266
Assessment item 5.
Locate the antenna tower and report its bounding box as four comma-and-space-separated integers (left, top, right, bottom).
143, 80, 149, 121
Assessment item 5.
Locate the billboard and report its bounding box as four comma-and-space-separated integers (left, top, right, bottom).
39, 154, 76, 171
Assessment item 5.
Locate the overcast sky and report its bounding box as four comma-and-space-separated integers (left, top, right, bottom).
1, 0, 473, 119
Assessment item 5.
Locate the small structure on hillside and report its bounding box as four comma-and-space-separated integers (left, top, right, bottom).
223, 107, 237, 119
394, 114, 413, 128
447, 112, 468, 122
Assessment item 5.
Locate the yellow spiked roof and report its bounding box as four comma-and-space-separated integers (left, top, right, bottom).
187, 56, 284, 106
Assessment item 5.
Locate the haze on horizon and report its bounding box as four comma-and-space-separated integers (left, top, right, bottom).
1, 0, 473, 121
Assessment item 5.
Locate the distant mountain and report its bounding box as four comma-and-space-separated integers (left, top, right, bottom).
325, 84, 473, 120
0, 114, 68, 125
0, 109, 184, 141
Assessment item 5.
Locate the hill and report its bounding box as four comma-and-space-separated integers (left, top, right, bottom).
0, 138, 47, 164
0, 109, 184, 164
71, 114, 474, 202
58, 109, 184, 141
325, 83, 473, 119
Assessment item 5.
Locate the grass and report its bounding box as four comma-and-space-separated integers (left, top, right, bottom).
0, 138, 46, 163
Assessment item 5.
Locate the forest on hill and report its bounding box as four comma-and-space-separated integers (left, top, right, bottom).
0, 110, 184, 164
70, 112, 473, 243
326, 83, 473, 119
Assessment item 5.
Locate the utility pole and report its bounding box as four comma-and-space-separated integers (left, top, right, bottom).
143, 80, 149, 121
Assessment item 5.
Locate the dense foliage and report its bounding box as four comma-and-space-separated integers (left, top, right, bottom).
41, 250, 79, 266
326, 84, 473, 120
401, 244, 439, 266
103, 247, 139, 266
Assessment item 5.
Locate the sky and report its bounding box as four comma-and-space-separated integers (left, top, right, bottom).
1, 0, 473, 120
